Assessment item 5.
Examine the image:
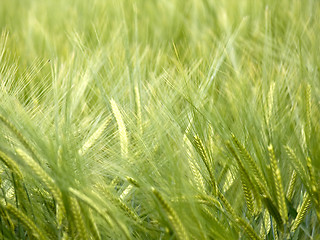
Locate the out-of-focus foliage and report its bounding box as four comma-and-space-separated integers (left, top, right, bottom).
0, 0, 319, 239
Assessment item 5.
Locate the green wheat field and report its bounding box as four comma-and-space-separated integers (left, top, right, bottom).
0, 0, 319, 239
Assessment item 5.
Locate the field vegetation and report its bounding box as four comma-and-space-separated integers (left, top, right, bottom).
0, 0, 319, 239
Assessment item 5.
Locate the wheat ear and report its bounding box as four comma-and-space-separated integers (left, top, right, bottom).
120, 184, 133, 200
69, 196, 88, 240
259, 209, 271, 239
226, 142, 261, 215
110, 98, 128, 158
285, 146, 308, 184
240, 171, 255, 216
291, 192, 311, 232
184, 134, 206, 193
126, 176, 140, 187
87, 208, 101, 240
2, 202, 46, 240
0, 150, 23, 179
268, 145, 288, 224
201, 206, 226, 238
152, 187, 189, 240
222, 168, 235, 192
61, 232, 69, 240
286, 170, 297, 201
69, 188, 112, 226
228, 143, 255, 215
0, 114, 41, 163
272, 219, 279, 240
110, 99, 134, 199
0, 207, 14, 232
69, 187, 131, 239
79, 115, 111, 155
101, 185, 141, 223
193, 136, 216, 194
216, 190, 261, 240
134, 85, 142, 135
306, 157, 317, 199
15, 148, 65, 226
236, 217, 261, 240
266, 82, 275, 128
196, 195, 222, 209
231, 134, 268, 191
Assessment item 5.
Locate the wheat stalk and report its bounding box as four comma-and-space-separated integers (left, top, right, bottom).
305, 83, 311, 140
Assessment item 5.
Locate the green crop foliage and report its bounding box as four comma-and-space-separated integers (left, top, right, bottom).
0, 0, 319, 239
